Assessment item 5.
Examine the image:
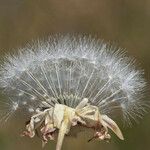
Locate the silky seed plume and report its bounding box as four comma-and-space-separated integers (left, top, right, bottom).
0, 35, 147, 150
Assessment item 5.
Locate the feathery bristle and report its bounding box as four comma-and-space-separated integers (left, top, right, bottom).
0, 35, 147, 125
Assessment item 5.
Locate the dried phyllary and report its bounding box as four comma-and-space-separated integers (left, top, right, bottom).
0, 35, 148, 150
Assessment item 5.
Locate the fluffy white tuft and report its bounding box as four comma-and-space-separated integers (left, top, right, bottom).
0, 35, 147, 125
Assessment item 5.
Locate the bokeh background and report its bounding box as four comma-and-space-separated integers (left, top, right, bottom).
0, 0, 150, 150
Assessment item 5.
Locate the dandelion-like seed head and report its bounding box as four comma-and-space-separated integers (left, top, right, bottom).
0, 35, 147, 150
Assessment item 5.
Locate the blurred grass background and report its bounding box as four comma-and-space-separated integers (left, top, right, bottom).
0, 0, 150, 150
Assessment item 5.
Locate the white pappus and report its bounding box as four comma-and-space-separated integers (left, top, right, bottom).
0, 35, 148, 150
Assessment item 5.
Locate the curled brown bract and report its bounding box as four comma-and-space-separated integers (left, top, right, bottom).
22, 98, 124, 150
